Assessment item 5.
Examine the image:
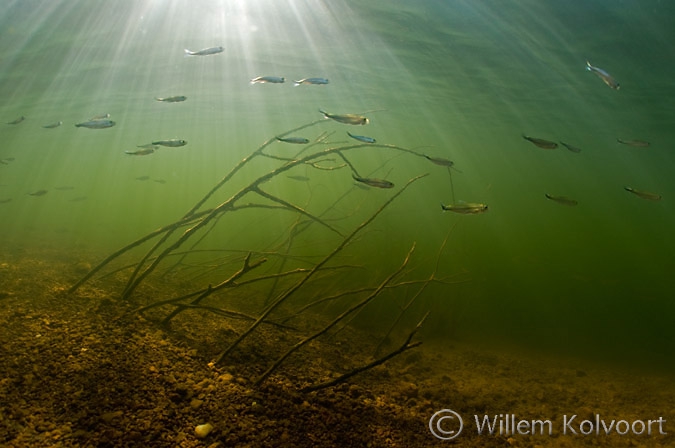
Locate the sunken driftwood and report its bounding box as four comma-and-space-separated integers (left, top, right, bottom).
70, 118, 458, 388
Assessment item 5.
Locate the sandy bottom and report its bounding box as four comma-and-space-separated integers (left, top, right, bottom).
0, 248, 672, 448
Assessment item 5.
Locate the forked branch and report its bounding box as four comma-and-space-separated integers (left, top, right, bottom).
253, 243, 417, 387
301, 311, 430, 393
213, 174, 428, 366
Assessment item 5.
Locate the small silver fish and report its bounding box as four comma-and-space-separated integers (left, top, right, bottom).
135, 175, 150, 181
151, 139, 187, 147
347, 131, 376, 143
287, 175, 310, 182
320, 109, 369, 125
184, 46, 224, 56
251, 76, 285, 84
75, 119, 115, 129
617, 138, 650, 148
42, 121, 63, 129
89, 113, 110, 121
276, 136, 309, 144
155, 96, 187, 102
28, 189, 48, 197
7, 116, 25, 125
586, 61, 620, 90
154, 179, 167, 184
545, 194, 578, 206
352, 174, 394, 189
424, 155, 454, 167
0, 198, 11, 204
440, 202, 488, 214
294, 78, 329, 86
126, 147, 156, 156
523, 134, 558, 149
624, 186, 661, 201
559, 141, 581, 153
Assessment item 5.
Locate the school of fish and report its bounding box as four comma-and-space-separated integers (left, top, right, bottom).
1, 50, 662, 213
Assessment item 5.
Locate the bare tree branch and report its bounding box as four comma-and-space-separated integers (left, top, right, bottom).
254, 243, 417, 387
301, 311, 430, 393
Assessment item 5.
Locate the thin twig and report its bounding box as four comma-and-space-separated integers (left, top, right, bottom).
160, 253, 268, 325
253, 187, 344, 237
277, 278, 452, 325
375, 223, 459, 355
253, 243, 417, 387
301, 311, 430, 393
67, 212, 209, 293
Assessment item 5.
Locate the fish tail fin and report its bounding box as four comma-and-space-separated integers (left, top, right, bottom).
624, 186, 633, 192
585, 60, 592, 70
440, 202, 447, 211
294, 80, 302, 86
319, 109, 328, 117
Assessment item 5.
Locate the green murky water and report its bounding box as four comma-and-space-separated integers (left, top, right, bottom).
1, 0, 674, 371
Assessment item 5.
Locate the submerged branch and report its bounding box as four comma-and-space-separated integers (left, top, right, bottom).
253, 187, 344, 237
164, 304, 295, 330
214, 174, 428, 366
67, 212, 210, 293
301, 311, 429, 393
254, 243, 417, 387
69, 119, 328, 294
276, 277, 452, 325
120, 141, 416, 300
187, 119, 327, 217
375, 222, 459, 355
160, 253, 267, 325
71, 129, 426, 296
135, 264, 355, 315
